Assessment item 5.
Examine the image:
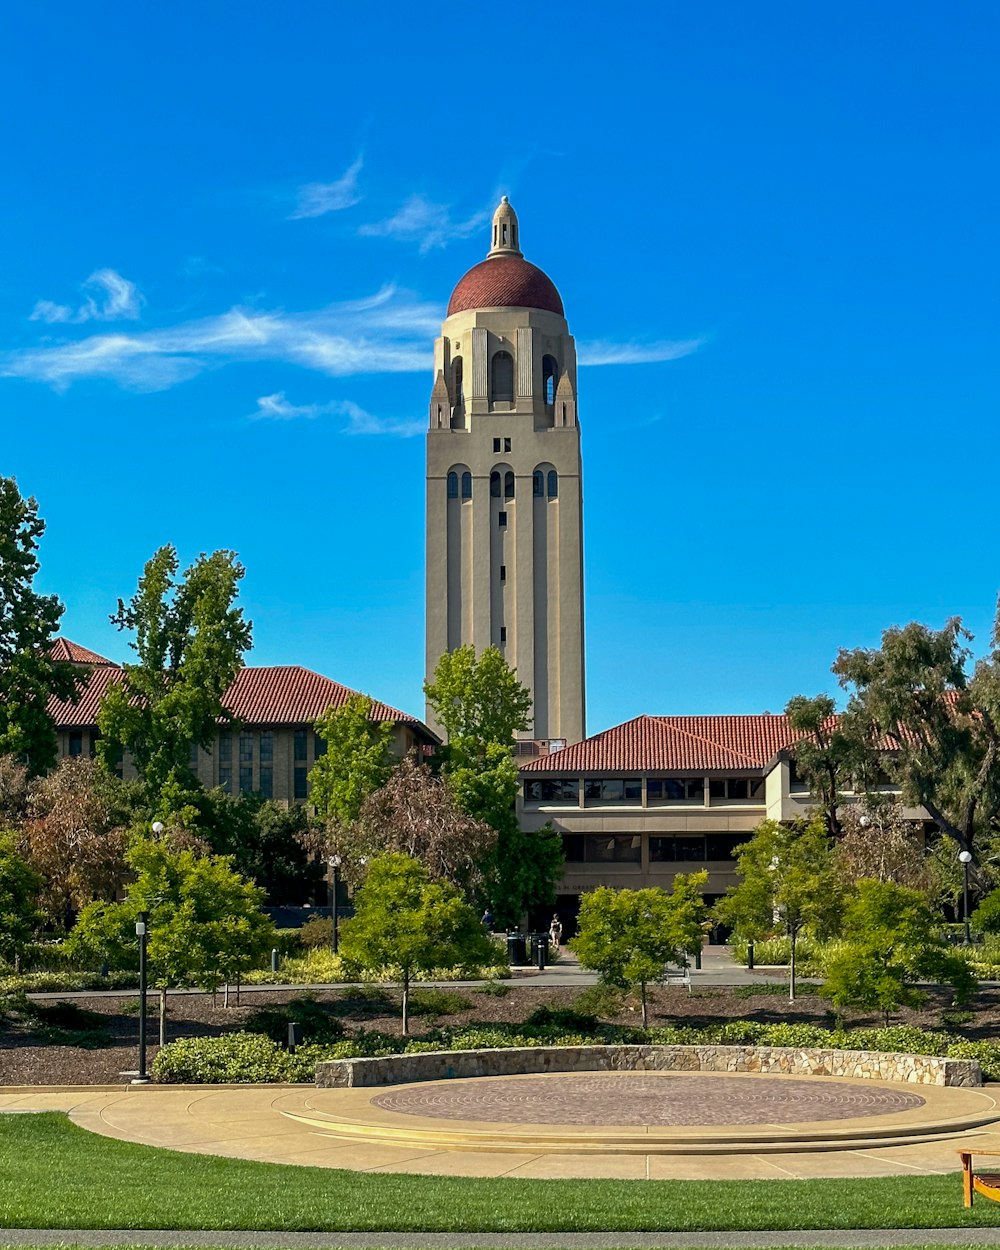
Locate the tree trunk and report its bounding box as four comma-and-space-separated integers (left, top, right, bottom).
159, 987, 167, 1047
223, 982, 229, 1009
789, 930, 797, 1003
402, 972, 409, 1035
640, 982, 648, 1029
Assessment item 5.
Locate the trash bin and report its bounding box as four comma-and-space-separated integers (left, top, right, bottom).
506, 933, 527, 966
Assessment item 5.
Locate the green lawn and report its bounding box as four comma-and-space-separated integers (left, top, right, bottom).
1, 1114, 998, 1232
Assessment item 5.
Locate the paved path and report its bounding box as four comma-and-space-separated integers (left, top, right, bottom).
3, 1230, 1000, 1247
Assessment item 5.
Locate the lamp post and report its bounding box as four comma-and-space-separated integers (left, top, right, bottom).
329, 855, 341, 953
959, 850, 973, 945
135, 910, 149, 1082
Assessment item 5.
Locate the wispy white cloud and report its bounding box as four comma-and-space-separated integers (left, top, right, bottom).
3, 287, 438, 392
290, 155, 364, 219
359, 194, 489, 254
578, 337, 706, 366
249, 391, 423, 437
30, 268, 144, 325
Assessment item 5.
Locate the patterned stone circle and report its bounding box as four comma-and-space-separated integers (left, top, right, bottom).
370, 1073, 926, 1127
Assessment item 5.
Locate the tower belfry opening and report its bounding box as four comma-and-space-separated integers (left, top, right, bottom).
425, 199, 586, 748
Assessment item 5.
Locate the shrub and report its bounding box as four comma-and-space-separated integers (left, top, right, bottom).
243, 996, 344, 1045
524, 1005, 599, 1033
154, 1033, 299, 1083
296, 916, 335, 949
573, 984, 626, 1018
475, 981, 510, 997
733, 980, 822, 999
0, 970, 138, 993
407, 988, 472, 1017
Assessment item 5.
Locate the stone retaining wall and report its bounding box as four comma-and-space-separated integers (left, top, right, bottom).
315, 1044, 981, 1089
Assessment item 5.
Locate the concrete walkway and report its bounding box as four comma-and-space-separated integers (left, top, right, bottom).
2, 1075, 999, 1181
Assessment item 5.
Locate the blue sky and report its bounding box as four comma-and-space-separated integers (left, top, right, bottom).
3, 3, 999, 733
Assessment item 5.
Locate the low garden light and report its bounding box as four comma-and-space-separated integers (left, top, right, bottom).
134, 910, 149, 1083
329, 855, 342, 953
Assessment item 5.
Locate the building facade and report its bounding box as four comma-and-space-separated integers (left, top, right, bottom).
425, 198, 585, 747
47, 639, 437, 804
518, 713, 924, 935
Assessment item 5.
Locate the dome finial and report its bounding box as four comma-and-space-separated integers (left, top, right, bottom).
488, 196, 522, 258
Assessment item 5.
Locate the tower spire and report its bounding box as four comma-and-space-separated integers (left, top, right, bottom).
488, 196, 522, 258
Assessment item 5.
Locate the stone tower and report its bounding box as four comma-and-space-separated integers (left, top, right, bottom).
425, 197, 585, 747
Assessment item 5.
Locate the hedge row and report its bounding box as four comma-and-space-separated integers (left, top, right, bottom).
152, 1017, 1000, 1084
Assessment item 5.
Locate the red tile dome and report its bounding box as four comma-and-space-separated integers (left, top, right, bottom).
447, 254, 564, 317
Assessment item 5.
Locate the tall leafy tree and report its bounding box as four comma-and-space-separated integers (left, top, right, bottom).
309, 694, 395, 830
784, 694, 875, 835
339, 853, 493, 1033
332, 754, 497, 899
68, 836, 276, 1043
832, 606, 1000, 862
0, 477, 79, 775
424, 645, 560, 925
572, 875, 708, 1027
715, 816, 844, 1001
98, 546, 252, 800
822, 879, 975, 1024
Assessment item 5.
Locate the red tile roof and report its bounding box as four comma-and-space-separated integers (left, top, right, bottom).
46, 653, 433, 738
520, 714, 816, 774
448, 255, 564, 317
48, 639, 117, 665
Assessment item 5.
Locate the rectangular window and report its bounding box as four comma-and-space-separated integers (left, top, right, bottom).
294, 729, 308, 761
585, 834, 641, 864
68, 731, 83, 757
89, 730, 101, 758
706, 833, 747, 860
219, 730, 232, 763
499, 626, 507, 643
499, 565, 506, 581
562, 834, 585, 862
650, 836, 706, 862
259, 730, 274, 763
648, 777, 704, 803
239, 732, 254, 763
293, 766, 309, 800
219, 764, 233, 794
493, 437, 501, 452
239, 765, 253, 795
503, 437, 511, 452
498, 511, 507, 527
524, 778, 580, 803
709, 777, 765, 801
314, 733, 327, 759
259, 766, 273, 799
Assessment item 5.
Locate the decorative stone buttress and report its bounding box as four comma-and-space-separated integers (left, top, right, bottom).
425, 198, 585, 746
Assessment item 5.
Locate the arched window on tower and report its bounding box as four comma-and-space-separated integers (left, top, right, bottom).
542, 355, 558, 408
452, 357, 464, 405
461, 471, 472, 499
533, 469, 544, 497
491, 351, 514, 403
490, 470, 501, 498
504, 470, 515, 499
547, 470, 559, 498
447, 471, 458, 499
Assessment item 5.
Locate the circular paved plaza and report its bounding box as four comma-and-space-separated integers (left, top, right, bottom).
371, 1072, 927, 1127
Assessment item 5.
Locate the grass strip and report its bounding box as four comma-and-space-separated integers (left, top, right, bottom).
2, 1114, 1000, 1233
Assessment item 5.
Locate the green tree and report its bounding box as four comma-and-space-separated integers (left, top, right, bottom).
98, 545, 252, 801
424, 646, 560, 925
339, 853, 493, 1033
68, 836, 276, 1043
0, 832, 42, 968
571, 875, 708, 1027
309, 694, 395, 829
822, 879, 976, 1024
784, 694, 875, 835
715, 816, 844, 1001
0, 477, 79, 775
832, 606, 1000, 863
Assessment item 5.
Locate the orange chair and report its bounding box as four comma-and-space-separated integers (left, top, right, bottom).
959, 1150, 1000, 1207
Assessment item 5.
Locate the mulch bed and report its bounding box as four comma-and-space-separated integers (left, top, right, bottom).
2, 981, 997, 1086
